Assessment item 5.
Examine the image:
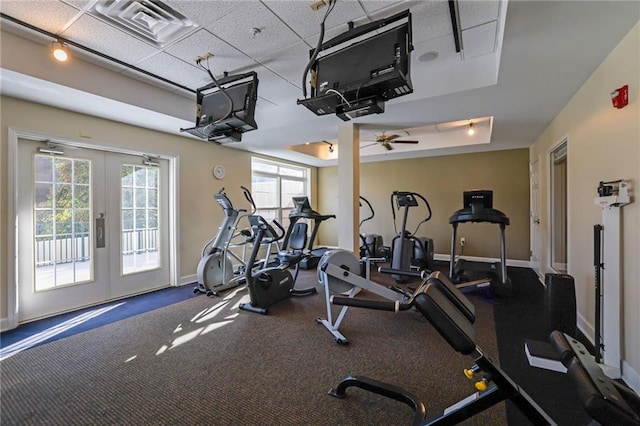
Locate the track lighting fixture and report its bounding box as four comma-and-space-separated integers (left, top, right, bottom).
51, 40, 68, 62
467, 121, 475, 136
322, 140, 334, 153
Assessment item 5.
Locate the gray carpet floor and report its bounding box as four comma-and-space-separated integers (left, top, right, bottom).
1, 269, 506, 425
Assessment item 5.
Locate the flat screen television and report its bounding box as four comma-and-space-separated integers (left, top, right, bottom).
181, 72, 258, 143
298, 9, 413, 120
463, 190, 493, 211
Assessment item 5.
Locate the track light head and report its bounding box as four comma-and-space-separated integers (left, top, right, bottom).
52, 40, 68, 62
467, 121, 475, 136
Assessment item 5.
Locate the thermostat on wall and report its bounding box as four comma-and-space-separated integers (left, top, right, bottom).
213, 164, 226, 180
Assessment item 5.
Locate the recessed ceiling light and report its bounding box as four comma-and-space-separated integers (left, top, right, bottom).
418, 51, 439, 63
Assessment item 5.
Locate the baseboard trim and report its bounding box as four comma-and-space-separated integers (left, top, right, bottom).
0, 317, 11, 332
622, 360, 640, 395
180, 274, 197, 286
433, 254, 530, 268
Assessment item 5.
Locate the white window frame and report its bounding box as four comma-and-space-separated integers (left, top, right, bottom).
250, 157, 310, 226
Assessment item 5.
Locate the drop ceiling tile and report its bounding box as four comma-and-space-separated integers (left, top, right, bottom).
264, 0, 366, 40
164, 0, 238, 27
255, 41, 310, 88
254, 66, 302, 107
164, 28, 250, 76
127, 52, 205, 87
408, 1, 454, 44
1, 0, 81, 34
458, 0, 500, 30
359, 1, 405, 15
204, 1, 301, 58
461, 20, 497, 59
62, 14, 161, 64
413, 33, 459, 64
362, 1, 452, 45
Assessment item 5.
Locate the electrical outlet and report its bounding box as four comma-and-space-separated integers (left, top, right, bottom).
194, 52, 214, 63
460, 237, 466, 247
310, 0, 331, 11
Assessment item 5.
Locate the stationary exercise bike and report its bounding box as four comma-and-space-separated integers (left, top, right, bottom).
239, 215, 317, 315
390, 191, 434, 282
195, 186, 260, 297
316, 249, 424, 345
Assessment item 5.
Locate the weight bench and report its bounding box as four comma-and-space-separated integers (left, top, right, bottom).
329, 271, 555, 425
550, 331, 640, 425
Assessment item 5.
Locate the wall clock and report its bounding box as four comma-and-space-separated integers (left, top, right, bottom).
213, 164, 226, 180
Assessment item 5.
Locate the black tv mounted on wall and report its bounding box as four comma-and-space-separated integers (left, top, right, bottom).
298, 9, 413, 121
181, 71, 258, 144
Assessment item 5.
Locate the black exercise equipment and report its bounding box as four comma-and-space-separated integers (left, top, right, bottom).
239, 215, 316, 315
281, 196, 335, 270
551, 331, 640, 426
448, 190, 512, 297
390, 191, 433, 283
358, 196, 388, 260
328, 271, 555, 425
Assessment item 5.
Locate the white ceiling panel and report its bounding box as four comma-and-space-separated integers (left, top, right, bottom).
164, 0, 239, 27
205, 1, 301, 58
255, 41, 310, 87
462, 20, 497, 59
254, 66, 303, 107
130, 52, 206, 88
405, 0, 454, 44
62, 14, 160, 64
164, 28, 251, 76
0, 0, 81, 34
458, 0, 500, 30
263, 0, 366, 40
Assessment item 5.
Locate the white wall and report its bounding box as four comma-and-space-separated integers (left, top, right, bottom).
530, 22, 640, 390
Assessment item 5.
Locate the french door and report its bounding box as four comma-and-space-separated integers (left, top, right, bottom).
16, 139, 170, 322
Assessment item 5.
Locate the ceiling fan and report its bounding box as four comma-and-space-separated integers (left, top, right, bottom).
363, 131, 419, 151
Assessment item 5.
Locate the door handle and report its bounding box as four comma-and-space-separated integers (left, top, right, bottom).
96, 213, 106, 248
533, 219, 540, 224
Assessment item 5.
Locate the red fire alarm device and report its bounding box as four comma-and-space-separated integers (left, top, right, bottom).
610, 85, 629, 109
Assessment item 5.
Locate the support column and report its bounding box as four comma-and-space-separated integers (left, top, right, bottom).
337, 123, 360, 253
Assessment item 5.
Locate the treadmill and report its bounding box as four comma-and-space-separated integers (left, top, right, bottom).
448, 190, 512, 297
282, 197, 336, 270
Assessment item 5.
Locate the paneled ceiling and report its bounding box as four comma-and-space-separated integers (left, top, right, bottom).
1, 1, 638, 166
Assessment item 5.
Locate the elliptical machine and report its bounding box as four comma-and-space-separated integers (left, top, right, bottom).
390, 191, 434, 282
239, 215, 316, 315
359, 196, 388, 260
195, 186, 257, 297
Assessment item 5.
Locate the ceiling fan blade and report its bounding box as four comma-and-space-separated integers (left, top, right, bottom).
392, 140, 419, 144
383, 142, 393, 151
386, 134, 401, 141
360, 142, 378, 149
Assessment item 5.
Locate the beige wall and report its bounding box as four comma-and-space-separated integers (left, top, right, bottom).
530, 22, 639, 385
0, 96, 315, 324
317, 149, 531, 261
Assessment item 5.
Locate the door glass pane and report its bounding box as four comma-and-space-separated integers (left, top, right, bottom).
121, 165, 159, 274
34, 155, 92, 290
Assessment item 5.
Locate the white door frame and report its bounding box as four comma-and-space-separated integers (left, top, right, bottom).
547, 135, 569, 274
5, 128, 180, 330
529, 157, 542, 279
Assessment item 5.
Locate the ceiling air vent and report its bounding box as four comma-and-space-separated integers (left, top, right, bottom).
88, 0, 198, 47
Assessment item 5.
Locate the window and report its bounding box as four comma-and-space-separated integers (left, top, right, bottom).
251, 157, 310, 229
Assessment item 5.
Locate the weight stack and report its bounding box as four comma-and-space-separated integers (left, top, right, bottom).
544, 273, 577, 337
